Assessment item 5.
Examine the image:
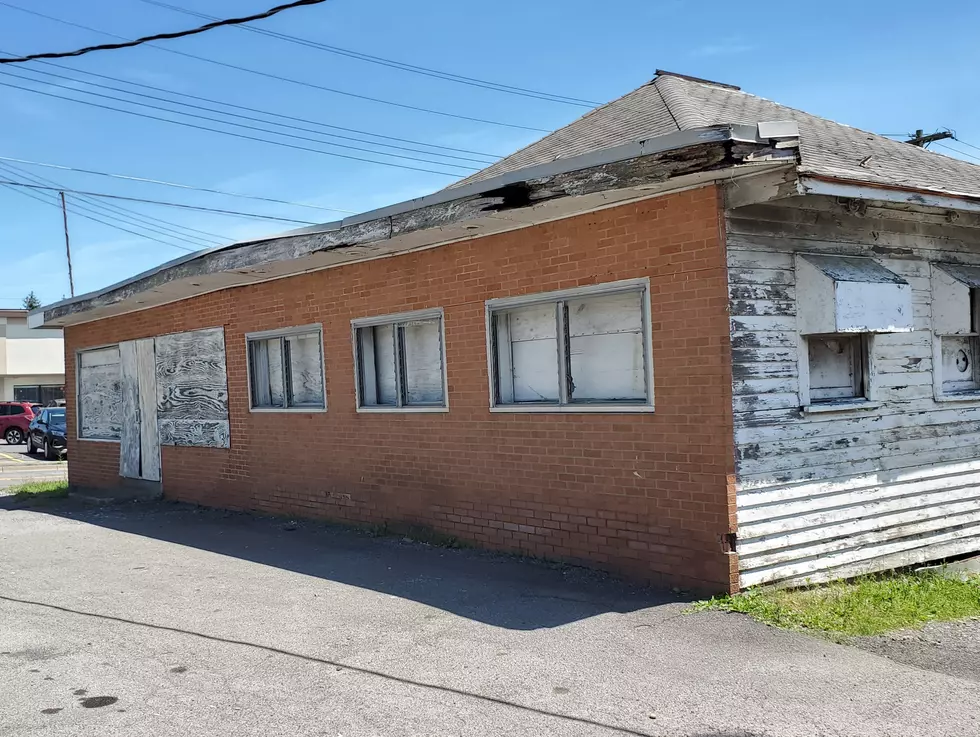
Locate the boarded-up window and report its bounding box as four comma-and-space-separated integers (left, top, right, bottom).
807, 335, 866, 402
247, 327, 324, 410
489, 282, 651, 408
354, 310, 446, 410
77, 346, 122, 439
932, 268, 980, 395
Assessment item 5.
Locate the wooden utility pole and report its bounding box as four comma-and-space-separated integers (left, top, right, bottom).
59, 191, 75, 297
905, 129, 954, 148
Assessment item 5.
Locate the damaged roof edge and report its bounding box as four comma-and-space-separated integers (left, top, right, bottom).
29, 123, 778, 329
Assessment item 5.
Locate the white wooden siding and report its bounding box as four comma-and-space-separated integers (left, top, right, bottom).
728, 197, 980, 587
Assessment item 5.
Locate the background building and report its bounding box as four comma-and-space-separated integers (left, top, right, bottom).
0, 309, 65, 404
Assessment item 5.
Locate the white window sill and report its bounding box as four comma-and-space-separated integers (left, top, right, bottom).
76, 437, 120, 443
935, 392, 980, 403
490, 404, 655, 414
356, 406, 449, 414
249, 406, 327, 413
802, 400, 881, 415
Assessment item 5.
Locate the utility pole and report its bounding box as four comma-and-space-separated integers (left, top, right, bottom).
905, 129, 954, 148
59, 191, 75, 297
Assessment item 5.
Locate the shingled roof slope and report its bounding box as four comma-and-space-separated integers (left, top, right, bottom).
451, 73, 980, 198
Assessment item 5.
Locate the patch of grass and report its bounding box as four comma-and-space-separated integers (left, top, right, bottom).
7, 480, 69, 501
693, 572, 980, 636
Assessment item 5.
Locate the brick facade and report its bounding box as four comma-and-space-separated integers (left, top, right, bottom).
65, 185, 739, 592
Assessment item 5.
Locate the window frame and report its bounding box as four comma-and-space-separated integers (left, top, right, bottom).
75, 343, 123, 443
351, 308, 449, 414
933, 286, 980, 401
485, 279, 655, 414
245, 324, 327, 413
798, 333, 879, 414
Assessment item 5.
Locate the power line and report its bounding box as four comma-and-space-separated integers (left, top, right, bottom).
0, 160, 225, 248
0, 154, 356, 214
952, 137, 980, 154
0, 1, 550, 133
0, 181, 197, 252
24, 58, 501, 162
935, 142, 980, 163
137, 0, 599, 107
0, 0, 328, 64
0, 179, 320, 224
0, 78, 467, 178
0, 65, 488, 168
0, 161, 216, 249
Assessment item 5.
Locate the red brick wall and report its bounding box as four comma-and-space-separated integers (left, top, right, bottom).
65, 186, 738, 591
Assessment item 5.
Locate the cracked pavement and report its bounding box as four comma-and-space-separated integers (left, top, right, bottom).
1, 500, 978, 737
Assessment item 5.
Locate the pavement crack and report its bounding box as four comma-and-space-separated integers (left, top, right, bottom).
0, 594, 654, 737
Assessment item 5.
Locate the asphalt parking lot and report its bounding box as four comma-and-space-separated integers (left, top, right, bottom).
2, 501, 978, 737
0, 444, 68, 491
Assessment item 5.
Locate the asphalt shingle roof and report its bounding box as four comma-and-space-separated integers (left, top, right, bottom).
452, 74, 980, 199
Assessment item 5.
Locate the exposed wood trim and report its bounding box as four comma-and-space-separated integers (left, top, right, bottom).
800, 176, 980, 214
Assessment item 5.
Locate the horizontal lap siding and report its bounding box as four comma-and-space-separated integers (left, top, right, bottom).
64, 186, 738, 592
728, 198, 980, 587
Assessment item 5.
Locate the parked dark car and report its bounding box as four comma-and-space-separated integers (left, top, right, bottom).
0, 401, 39, 445
26, 407, 67, 460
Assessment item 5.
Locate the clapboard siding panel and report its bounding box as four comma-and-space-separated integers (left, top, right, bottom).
728, 197, 980, 587
154, 327, 230, 448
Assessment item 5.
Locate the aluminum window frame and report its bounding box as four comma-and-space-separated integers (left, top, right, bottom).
245, 324, 327, 413
351, 308, 449, 414
485, 278, 655, 414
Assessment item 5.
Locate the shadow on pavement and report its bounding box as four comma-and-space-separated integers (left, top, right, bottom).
1, 497, 680, 630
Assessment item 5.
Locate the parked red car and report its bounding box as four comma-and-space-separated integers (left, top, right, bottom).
0, 402, 41, 445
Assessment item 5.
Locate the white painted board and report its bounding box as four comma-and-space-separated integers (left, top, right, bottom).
137, 338, 161, 481
118, 341, 140, 479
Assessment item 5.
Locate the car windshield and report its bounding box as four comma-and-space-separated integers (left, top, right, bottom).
48, 409, 66, 426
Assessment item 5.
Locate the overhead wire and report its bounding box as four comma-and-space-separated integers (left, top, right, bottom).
0, 0, 328, 64
0, 78, 467, 178
0, 1, 551, 133
0, 65, 490, 168
0, 154, 357, 214
21, 58, 502, 162
0, 160, 226, 247
0, 179, 319, 224
935, 142, 980, 163
0, 179, 197, 253
137, 0, 600, 107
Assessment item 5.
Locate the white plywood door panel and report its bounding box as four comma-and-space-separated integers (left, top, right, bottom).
118, 338, 162, 481
136, 338, 161, 482
118, 340, 140, 479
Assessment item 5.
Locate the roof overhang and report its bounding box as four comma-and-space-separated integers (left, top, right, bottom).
32, 122, 800, 329
799, 175, 980, 214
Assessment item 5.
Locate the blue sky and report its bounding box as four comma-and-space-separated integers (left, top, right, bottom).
2, 0, 978, 308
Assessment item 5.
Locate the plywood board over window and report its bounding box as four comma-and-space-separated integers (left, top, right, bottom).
77, 345, 123, 440
931, 263, 980, 399
155, 327, 230, 448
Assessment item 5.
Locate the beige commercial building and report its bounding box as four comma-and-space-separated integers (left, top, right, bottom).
0, 309, 64, 404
